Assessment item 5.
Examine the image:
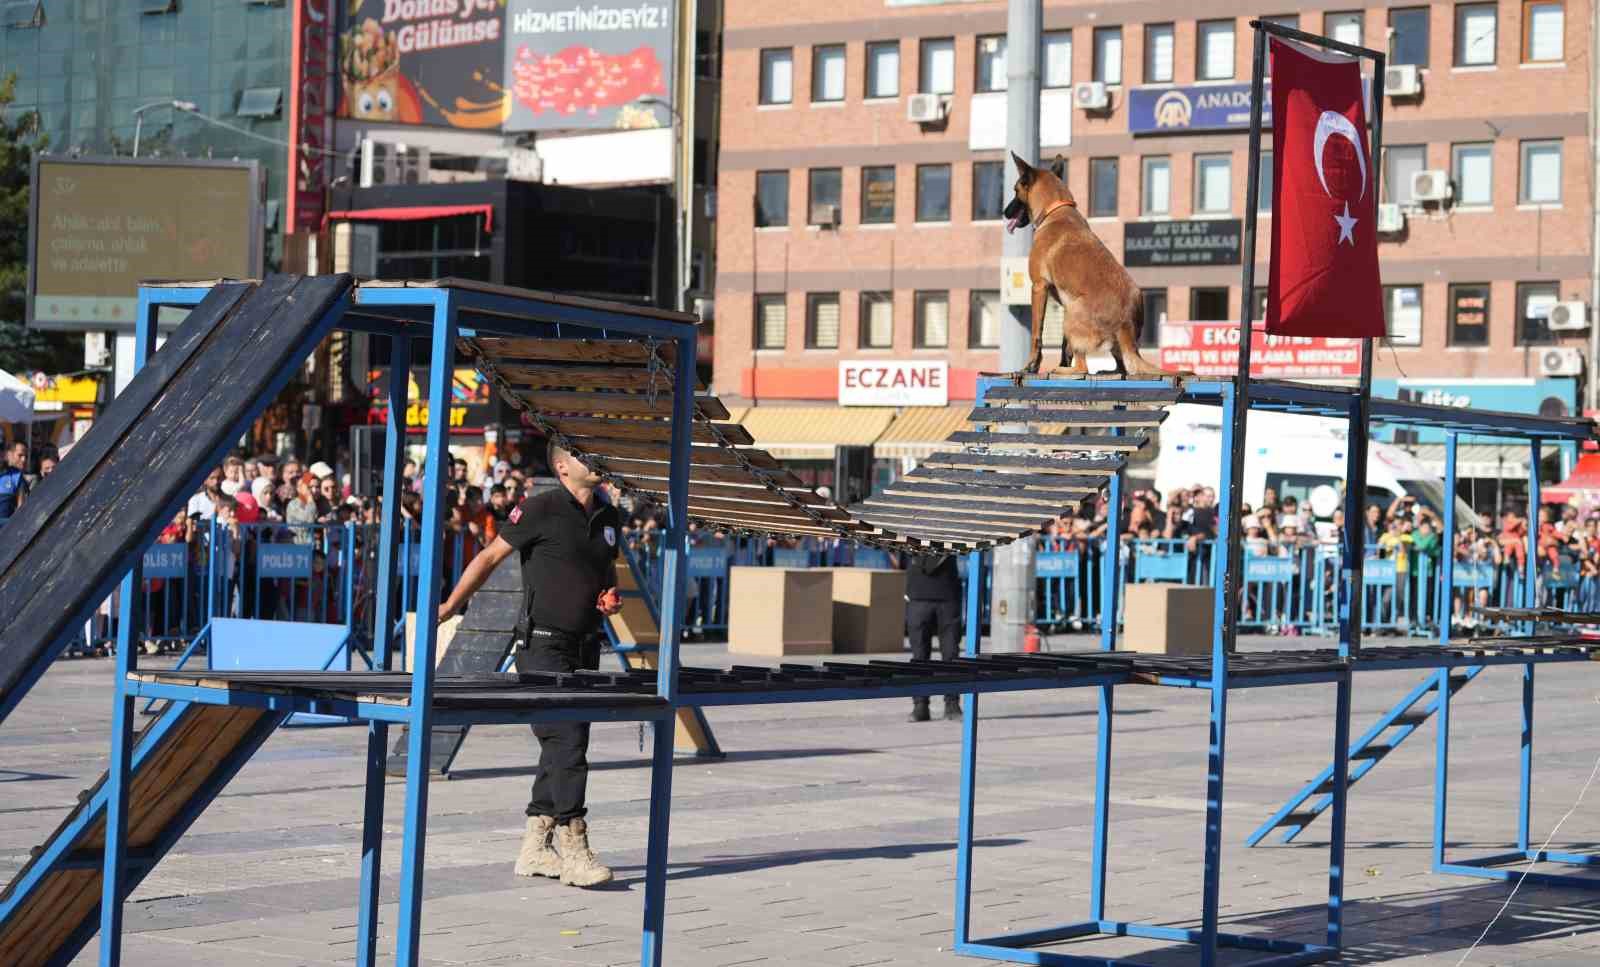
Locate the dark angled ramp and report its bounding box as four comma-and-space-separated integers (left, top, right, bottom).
387, 554, 524, 775
0, 274, 353, 725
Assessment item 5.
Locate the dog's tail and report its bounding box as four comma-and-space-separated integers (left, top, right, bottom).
1130, 291, 1145, 342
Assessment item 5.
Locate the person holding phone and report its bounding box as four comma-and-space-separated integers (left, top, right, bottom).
436, 440, 623, 888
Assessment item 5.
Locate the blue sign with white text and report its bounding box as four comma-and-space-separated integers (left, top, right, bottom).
258, 543, 313, 579
1129, 79, 1370, 136
1371, 378, 1578, 444
688, 548, 731, 578
1244, 556, 1296, 582
1037, 552, 1080, 579
142, 544, 188, 579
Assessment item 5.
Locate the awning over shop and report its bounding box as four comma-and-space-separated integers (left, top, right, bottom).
1543, 453, 1600, 503
736, 405, 895, 461
874, 405, 973, 461
1406, 443, 1530, 480
323, 203, 495, 233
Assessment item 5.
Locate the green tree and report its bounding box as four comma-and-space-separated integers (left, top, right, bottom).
0, 72, 81, 375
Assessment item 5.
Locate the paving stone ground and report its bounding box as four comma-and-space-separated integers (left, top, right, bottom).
4, 634, 1600, 966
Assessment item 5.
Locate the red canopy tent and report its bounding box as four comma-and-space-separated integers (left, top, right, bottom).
1541, 452, 1600, 503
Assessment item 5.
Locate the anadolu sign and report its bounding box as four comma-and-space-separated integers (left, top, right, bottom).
838, 360, 949, 407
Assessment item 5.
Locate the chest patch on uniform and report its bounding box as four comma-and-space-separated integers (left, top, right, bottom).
509, 505, 523, 524
603, 525, 616, 547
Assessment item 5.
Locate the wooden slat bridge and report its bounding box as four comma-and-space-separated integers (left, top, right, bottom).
464, 336, 1177, 551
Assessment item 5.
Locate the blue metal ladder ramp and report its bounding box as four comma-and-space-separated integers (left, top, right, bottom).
1246, 666, 1485, 846
0, 699, 284, 966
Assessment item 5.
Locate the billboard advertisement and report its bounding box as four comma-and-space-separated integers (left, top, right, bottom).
503, 0, 674, 131
28, 157, 262, 331
337, 0, 511, 129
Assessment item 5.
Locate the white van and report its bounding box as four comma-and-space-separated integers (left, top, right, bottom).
1153, 404, 1477, 529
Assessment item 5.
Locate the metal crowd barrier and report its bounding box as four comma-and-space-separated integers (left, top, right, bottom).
82, 519, 1567, 661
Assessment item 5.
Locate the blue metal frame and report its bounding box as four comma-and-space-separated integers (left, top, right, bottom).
38, 256, 1598, 967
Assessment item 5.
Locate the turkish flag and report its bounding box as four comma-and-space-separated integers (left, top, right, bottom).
1263, 37, 1384, 338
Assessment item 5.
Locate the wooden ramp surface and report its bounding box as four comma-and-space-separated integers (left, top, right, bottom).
0, 702, 282, 967
0, 275, 352, 725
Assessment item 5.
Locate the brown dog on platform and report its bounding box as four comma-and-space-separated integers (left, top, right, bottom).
1004, 152, 1164, 378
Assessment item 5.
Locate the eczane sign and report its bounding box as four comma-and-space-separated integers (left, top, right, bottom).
838, 361, 949, 406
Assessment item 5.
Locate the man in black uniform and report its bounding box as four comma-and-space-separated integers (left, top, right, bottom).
905, 553, 963, 721
437, 441, 623, 887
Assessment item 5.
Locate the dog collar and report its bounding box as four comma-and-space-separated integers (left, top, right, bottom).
1033, 198, 1076, 227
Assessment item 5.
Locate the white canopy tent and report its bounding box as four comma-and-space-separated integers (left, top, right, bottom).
0, 369, 36, 424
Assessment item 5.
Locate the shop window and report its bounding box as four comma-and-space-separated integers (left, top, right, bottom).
1448, 283, 1490, 346
1384, 285, 1423, 345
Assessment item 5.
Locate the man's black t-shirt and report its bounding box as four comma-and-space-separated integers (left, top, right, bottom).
498, 486, 621, 636
907, 554, 962, 601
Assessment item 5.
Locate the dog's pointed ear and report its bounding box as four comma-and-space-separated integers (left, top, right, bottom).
1011, 151, 1035, 185
1049, 154, 1066, 180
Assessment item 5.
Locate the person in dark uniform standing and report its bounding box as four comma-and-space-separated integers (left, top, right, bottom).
437, 441, 623, 887
905, 552, 963, 721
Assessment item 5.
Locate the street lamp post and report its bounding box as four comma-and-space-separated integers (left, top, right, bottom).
639, 94, 691, 314
131, 99, 197, 158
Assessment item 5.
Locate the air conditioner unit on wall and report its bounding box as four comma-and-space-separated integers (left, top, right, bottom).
1386, 64, 1422, 97
1376, 203, 1405, 234
907, 93, 945, 123
810, 203, 840, 228
1547, 301, 1589, 331
1411, 170, 1451, 203
1539, 346, 1584, 377
359, 138, 431, 188
506, 147, 542, 183
1074, 81, 1109, 111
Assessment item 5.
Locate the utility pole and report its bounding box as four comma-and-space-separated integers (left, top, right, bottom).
990, 0, 1042, 652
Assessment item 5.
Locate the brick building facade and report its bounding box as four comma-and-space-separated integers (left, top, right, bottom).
713, 1, 1594, 434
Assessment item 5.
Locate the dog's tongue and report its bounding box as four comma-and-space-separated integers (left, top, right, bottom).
1005, 213, 1023, 234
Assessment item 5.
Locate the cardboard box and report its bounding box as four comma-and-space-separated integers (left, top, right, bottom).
828, 568, 908, 654
404, 613, 461, 670
727, 566, 833, 655
1121, 583, 1214, 656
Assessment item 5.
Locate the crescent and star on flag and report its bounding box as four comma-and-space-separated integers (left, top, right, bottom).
1312, 110, 1367, 246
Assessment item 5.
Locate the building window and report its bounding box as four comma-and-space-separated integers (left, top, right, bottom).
1454, 3, 1497, 67
1524, 2, 1564, 62
1140, 289, 1167, 349
1191, 287, 1230, 321
976, 34, 1007, 92
1384, 285, 1423, 346
1141, 156, 1171, 215
1197, 20, 1236, 80
808, 168, 842, 225
860, 291, 894, 348
760, 48, 793, 104
1389, 8, 1430, 67
755, 170, 788, 227
806, 292, 841, 349
1043, 31, 1073, 88
1383, 145, 1426, 206
969, 290, 1002, 348
1448, 283, 1490, 346
866, 41, 900, 98
1326, 11, 1364, 47
861, 166, 895, 224
914, 291, 950, 348
1520, 139, 1562, 204
1089, 158, 1118, 217
972, 161, 1005, 221
1093, 26, 1122, 85
916, 164, 951, 222
1194, 154, 1232, 213
1144, 23, 1174, 83
1451, 143, 1493, 206
1516, 281, 1561, 345
755, 294, 787, 349
920, 37, 955, 94
1257, 151, 1274, 212
812, 44, 845, 102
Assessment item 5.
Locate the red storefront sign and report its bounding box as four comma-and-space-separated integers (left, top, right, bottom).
1158, 323, 1362, 379
287, 0, 336, 233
